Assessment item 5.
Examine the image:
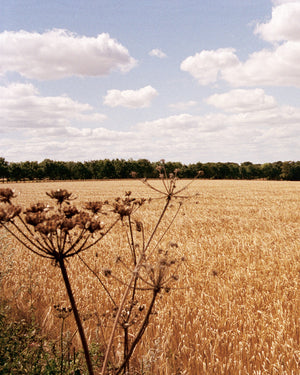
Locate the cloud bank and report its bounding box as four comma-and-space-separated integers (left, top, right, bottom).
206, 89, 277, 113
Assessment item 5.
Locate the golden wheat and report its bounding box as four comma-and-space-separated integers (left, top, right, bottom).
0, 180, 299, 374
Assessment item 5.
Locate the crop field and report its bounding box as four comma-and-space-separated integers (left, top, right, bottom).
1, 179, 299, 374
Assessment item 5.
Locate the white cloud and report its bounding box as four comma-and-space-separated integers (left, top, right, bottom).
206, 89, 277, 113
103, 85, 158, 108
272, 0, 299, 6
182, 42, 300, 87
223, 41, 300, 87
181, 2, 300, 87
255, 2, 300, 42
0, 29, 137, 80
149, 49, 167, 58
180, 48, 239, 85
0, 82, 106, 129
135, 113, 226, 135
169, 100, 197, 111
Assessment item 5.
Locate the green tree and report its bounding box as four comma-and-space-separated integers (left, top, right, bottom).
8, 163, 24, 181
0, 158, 9, 182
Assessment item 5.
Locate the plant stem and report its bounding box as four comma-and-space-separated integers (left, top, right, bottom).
101, 263, 141, 375
60, 318, 65, 375
58, 256, 94, 375
116, 290, 158, 375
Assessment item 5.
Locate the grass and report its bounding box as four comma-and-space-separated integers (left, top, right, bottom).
0, 179, 299, 374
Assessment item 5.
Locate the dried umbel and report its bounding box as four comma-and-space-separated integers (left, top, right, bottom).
138, 249, 183, 294
84, 201, 103, 214
142, 160, 201, 201
113, 193, 146, 220
54, 304, 73, 319
46, 189, 76, 206
0, 188, 16, 204
0, 204, 21, 224
0, 189, 114, 261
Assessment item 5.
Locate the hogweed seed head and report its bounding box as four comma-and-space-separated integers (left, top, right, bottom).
84, 201, 103, 214
103, 268, 112, 277
46, 189, 76, 205
63, 205, 79, 218
0, 204, 21, 224
0, 188, 16, 204
25, 203, 47, 213
135, 220, 142, 232
25, 211, 46, 227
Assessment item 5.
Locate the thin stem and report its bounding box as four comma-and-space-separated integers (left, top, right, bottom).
116, 290, 158, 375
172, 173, 200, 195
77, 254, 117, 307
101, 256, 143, 375
67, 234, 90, 257
144, 197, 171, 253
127, 216, 136, 265
81, 217, 120, 252
149, 202, 182, 256
1, 223, 53, 258
58, 256, 94, 375
64, 227, 87, 255
60, 317, 65, 374
10, 220, 47, 253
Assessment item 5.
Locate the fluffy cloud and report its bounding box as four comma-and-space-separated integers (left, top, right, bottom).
149, 49, 167, 58
0, 83, 106, 129
180, 48, 239, 85
0, 29, 137, 80
223, 41, 300, 87
103, 85, 158, 108
182, 43, 300, 87
181, 2, 300, 87
255, 2, 300, 42
206, 89, 277, 113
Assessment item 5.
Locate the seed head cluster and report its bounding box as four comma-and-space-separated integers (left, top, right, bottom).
112, 192, 146, 219
0, 188, 109, 261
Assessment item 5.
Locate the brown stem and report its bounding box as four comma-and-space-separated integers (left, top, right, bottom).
1, 223, 52, 258
101, 262, 141, 375
80, 217, 120, 253
116, 289, 158, 375
127, 216, 136, 265
77, 254, 117, 307
144, 197, 171, 252
58, 256, 94, 375
149, 201, 182, 256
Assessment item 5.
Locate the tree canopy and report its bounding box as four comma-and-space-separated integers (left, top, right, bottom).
1, 158, 300, 181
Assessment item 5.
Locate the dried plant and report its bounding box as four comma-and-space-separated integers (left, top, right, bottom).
0, 162, 199, 374
93, 162, 199, 374
0, 188, 120, 375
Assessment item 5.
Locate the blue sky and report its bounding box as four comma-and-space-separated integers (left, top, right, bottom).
0, 0, 299, 163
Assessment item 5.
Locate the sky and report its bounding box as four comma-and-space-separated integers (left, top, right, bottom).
0, 0, 299, 164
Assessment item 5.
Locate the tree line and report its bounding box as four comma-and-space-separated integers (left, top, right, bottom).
0, 157, 300, 181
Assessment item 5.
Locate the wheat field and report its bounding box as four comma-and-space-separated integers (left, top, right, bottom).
1, 179, 299, 374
